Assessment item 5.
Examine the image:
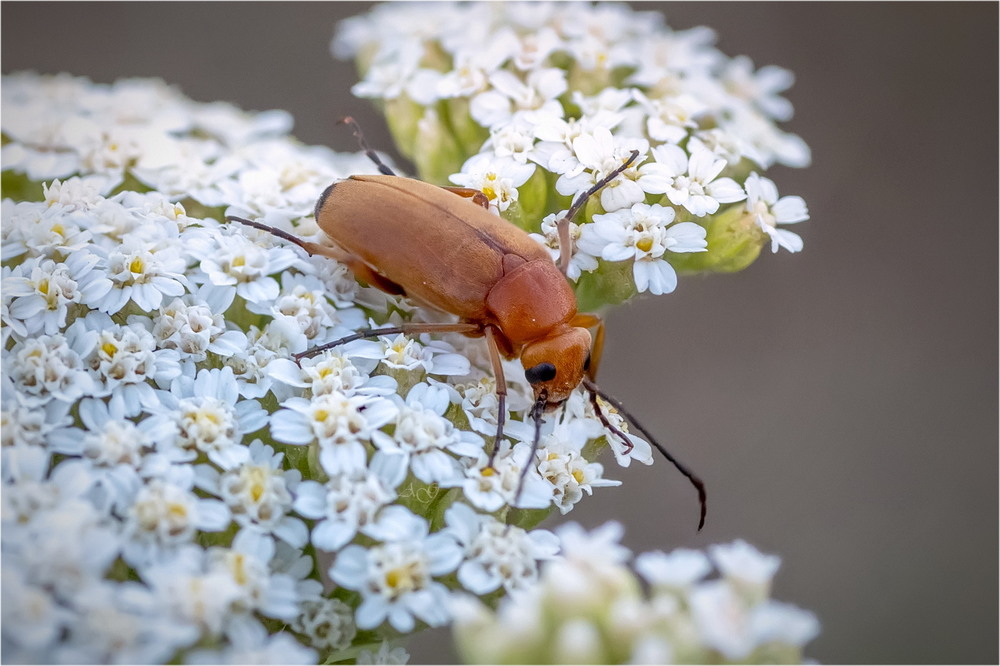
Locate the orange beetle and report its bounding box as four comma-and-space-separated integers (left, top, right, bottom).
230, 118, 706, 529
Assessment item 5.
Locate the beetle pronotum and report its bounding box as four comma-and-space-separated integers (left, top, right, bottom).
230, 117, 706, 529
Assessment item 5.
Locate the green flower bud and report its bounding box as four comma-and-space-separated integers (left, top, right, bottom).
411, 107, 464, 185
670, 203, 766, 274
383, 95, 424, 162
505, 167, 551, 233
445, 97, 489, 159
574, 259, 638, 313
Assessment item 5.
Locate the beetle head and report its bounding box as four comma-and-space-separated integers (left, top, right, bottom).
520, 326, 591, 409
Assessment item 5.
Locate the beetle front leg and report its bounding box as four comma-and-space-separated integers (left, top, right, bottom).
553, 149, 643, 276
483, 325, 508, 468
570, 313, 605, 381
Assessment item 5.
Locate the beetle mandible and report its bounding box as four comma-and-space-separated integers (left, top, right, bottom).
229, 117, 706, 529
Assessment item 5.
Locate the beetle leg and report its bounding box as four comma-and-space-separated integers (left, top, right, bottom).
339, 116, 395, 176
440, 187, 491, 210
483, 325, 508, 468
227, 216, 409, 296
295, 321, 481, 361
553, 149, 643, 276
570, 313, 605, 381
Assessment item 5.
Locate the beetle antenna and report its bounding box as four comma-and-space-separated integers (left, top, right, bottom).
338, 116, 396, 176
582, 376, 707, 531
510, 394, 547, 512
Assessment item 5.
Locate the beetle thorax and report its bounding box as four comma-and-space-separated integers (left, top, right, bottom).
485, 259, 576, 345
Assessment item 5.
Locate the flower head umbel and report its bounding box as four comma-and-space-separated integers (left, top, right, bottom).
335, 1, 811, 307
3, 2, 815, 663
452, 523, 819, 664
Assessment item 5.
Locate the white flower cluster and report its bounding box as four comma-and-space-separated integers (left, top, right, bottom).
452, 522, 820, 664
1, 72, 652, 663
335, 1, 810, 302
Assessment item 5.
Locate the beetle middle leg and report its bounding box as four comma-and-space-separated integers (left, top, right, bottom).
294, 321, 481, 361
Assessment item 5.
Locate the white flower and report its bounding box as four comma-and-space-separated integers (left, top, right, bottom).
721, 55, 795, 122
329, 511, 462, 633
268, 345, 395, 401
352, 331, 471, 377
635, 548, 712, 590
223, 318, 308, 399
271, 390, 397, 476
291, 597, 358, 651
4, 328, 97, 406
79, 312, 181, 415
206, 529, 302, 621
356, 640, 410, 665
470, 68, 567, 129
744, 171, 809, 253
142, 547, 242, 637
556, 520, 632, 569
579, 202, 706, 295
639, 144, 746, 217
372, 383, 484, 487
445, 502, 559, 594
93, 234, 188, 314
293, 451, 406, 552
1, 391, 72, 453
249, 270, 366, 342
45, 397, 165, 512
49, 580, 198, 665
181, 616, 317, 665
191, 225, 300, 306
2, 253, 110, 335
528, 211, 599, 282
632, 89, 707, 144
121, 466, 231, 569
152, 367, 267, 469
152, 292, 246, 362
200, 440, 307, 547
461, 439, 553, 512
533, 420, 621, 514
0, 574, 73, 662
709, 539, 782, 590
554, 127, 650, 212
449, 152, 535, 213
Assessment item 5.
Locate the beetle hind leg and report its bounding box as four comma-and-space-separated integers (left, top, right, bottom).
339, 116, 395, 176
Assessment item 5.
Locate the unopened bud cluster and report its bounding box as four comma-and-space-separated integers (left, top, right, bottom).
452, 523, 820, 664
335, 1, 811, 309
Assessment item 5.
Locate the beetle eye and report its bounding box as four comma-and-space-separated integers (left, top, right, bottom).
525, 362, 557, 385
583, 353, 591, 372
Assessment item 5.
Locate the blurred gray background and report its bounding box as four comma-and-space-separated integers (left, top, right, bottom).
3, 2, 996, 664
